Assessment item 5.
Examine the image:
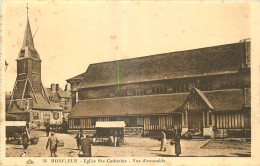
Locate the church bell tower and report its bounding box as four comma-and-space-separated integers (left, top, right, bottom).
8, 5, 50, 112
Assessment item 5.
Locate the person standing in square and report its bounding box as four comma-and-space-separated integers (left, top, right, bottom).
160, 131, 167, 151
46, 133, 59, 157
80, 135, 93, 157
171, 132, 181, 156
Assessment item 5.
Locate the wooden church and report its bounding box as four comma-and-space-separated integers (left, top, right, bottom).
67, 39, 251, 139
7, 9, 63, 128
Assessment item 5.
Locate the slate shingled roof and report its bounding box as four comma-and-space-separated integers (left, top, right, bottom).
79, 42, 248, 88
32, 94, 62, 110
8, 93, 62, 113
69, 89, 250, 118
204, 89, 246, 112
66, 73, 85, 82
57, 91, 71, 98
45, 88, 60, 102
68, 93, 189, 118
45, 88, 71, 102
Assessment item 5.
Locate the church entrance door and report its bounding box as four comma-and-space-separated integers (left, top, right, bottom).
188, 112, 203, 134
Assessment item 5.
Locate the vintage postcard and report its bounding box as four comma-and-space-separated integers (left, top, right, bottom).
1, 0, 260, 165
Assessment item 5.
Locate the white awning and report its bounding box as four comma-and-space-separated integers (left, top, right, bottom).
6, 121, 27, 127
95, 121, 126, 128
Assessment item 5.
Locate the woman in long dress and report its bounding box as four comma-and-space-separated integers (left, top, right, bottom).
173, 133, 181, 156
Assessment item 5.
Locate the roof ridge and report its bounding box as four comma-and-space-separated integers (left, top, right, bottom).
89, 41, 248, 65
194, 88, 214, 109
78, 92, 190, 102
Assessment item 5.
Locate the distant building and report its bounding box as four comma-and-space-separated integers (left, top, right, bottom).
66, 73, 84, 108
67, 40, 251, 138
7, 11, 63, 128
45, 83, 72, 119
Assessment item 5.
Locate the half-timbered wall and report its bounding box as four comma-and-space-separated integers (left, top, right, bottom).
69, 115, 181, 131
214, 111, 250, 129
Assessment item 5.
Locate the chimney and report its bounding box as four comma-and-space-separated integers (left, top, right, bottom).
56, 84, 59, 91
51, 83, 56, 92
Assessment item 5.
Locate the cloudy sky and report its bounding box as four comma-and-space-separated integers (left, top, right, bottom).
2, 1, 250, 92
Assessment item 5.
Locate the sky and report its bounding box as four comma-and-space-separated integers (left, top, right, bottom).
2, 1, 250, 92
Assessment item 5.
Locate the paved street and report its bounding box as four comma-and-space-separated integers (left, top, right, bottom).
6, 131, 250, 157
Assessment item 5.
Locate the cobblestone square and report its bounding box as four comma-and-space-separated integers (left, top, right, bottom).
6, 131, 250, 157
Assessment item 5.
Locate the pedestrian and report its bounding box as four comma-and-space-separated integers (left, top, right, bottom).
26, 121, 29, 129
160, 130, 167, 151
46, 132, 59, 157
46, 123, 50, 137
113, 130, 118, 147
171, 132, 181, 156
108, 131, 114, 146
22, 131, 29, 150
62, 119, 68, 133
75, 131, 84, 150
80, 135, 93, 157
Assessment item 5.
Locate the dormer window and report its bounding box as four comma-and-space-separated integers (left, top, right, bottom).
31, 50, 38, 58
20, 50, 25, 57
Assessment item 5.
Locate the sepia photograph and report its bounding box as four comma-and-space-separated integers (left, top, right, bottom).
1, 0, 259, 165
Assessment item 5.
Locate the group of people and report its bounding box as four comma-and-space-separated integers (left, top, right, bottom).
107, 130, 123, 147
75, 128, 93, 157
45, 120, 68, 136
160, 130, 181, 156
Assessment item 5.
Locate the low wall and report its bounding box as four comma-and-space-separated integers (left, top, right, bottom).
68, 130, 96, 136
215, 129, 251, 138
125, 127, 143, 136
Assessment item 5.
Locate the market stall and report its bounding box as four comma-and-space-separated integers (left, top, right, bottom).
95, 121, 126, 146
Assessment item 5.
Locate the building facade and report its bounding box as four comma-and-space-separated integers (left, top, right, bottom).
45, 83, 72, 119
66, 73, 84, 108
67, 40, 251, 138
7, 13, 63, 128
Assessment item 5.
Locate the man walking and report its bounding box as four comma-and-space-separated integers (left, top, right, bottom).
46, 133, 59, 157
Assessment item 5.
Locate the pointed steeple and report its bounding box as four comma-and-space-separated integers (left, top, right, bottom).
17, 4, 41, 61
22, 17, 35, 50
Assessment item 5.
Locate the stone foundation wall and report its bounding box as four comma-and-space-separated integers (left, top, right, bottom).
214, 129, 251, 138
125, 127, 143, 136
